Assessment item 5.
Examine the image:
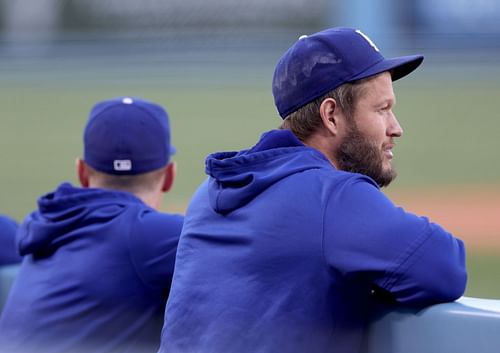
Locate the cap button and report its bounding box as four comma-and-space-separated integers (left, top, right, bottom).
298, 35, 308, 40
122, 97, 133, 104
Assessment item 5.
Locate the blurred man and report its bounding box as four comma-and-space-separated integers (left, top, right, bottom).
0, 215, 21, 266
159, 28, 467, 353
0, 97, 182, 353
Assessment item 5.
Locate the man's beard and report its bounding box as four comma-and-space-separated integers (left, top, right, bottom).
335, 124, 397, 188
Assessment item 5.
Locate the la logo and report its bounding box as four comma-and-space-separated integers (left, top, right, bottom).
355, 30, 380, 52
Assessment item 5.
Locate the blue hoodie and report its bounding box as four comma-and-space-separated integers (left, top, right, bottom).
160, 129, 466, 353
0, 183, 183, 353
0, 215, 21, 265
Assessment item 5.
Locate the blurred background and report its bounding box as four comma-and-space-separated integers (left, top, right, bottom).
0, 0, 499, 297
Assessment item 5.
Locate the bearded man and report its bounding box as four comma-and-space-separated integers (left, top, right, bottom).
159, 27, 467, 353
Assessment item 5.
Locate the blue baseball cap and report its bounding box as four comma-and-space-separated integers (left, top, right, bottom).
272, 27, 424, 118
84, 97, 175, 175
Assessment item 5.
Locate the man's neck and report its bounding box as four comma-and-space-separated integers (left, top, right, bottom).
303, 135, 340, 169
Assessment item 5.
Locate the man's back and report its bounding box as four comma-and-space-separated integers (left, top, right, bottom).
163, 165, 363, 352
0, 183, 182, 353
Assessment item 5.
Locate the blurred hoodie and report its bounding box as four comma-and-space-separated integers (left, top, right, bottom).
0, 183, 182, 353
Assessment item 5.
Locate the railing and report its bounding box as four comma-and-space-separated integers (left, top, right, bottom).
362, 297, 500, 353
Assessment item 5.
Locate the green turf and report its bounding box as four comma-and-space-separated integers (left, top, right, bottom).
0, 82, 280, 215
392, 79, 500, 187
2, 77, 500, 212
0, 72, 499, 299
466, 251, 500, 299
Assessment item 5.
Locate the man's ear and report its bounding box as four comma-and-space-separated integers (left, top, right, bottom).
319, 98, 341, 136
77, 159, 90, 188
161, 162, 176, 193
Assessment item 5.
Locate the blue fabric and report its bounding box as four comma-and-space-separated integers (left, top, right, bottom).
0, 215, 21, 266
160, 129, 466, 353
0, 183, 183, 353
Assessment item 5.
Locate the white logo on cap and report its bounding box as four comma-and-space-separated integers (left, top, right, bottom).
355, 30, 380, 52
122, 97, 133, 104
114, 160, 132, 171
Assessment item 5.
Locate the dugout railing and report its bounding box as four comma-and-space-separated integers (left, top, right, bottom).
361, 296, 500, 353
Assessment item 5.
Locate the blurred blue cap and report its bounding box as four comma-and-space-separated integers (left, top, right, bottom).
272, 27, 424, 118
84, 97, 175, 175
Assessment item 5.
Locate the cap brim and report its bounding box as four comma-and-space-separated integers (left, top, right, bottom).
349, 54, 424, 83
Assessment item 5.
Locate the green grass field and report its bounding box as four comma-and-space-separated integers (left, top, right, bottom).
0, 62, 499, 298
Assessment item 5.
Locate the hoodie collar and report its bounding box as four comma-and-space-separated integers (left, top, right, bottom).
17, 183, 146, 256
205, 130, 331, 214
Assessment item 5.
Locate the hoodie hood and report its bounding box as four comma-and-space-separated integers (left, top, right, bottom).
205, 129, 331, 214
17, 183, 144, 256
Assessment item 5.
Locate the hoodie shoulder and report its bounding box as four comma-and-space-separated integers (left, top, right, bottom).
127, 210, 184, 289
205, 131, 336, 215
16, 184, 148, 256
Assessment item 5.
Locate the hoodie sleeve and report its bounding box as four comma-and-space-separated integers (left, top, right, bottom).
127, 210, 183, 291
323, 178, 467, 306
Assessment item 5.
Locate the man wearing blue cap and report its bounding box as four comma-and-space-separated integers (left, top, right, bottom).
159, 28, 467, 353
0, 97, 182, 353
0, 215, 21, 266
